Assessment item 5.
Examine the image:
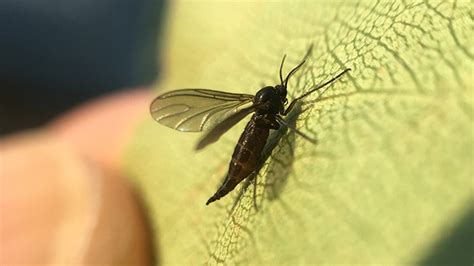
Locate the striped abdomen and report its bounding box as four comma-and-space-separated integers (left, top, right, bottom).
206, 114, 270, 205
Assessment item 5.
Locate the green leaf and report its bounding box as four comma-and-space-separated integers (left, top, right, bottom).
126, 1, 473, 264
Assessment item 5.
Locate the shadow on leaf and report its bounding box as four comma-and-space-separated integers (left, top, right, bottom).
420, 205, 474, 266
230, 103, 316, 212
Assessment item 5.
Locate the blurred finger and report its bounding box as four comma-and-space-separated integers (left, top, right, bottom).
49, 88, 152, 172
0, 127, 153, 265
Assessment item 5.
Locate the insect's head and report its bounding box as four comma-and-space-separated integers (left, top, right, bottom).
254, 55, 306, 114
275, 84, 287, 104
277, 55, 306, 105
253, 86, 284, 115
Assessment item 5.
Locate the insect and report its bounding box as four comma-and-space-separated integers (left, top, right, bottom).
150, 55, 350, 205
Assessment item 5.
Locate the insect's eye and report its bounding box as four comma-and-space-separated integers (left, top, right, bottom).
275, 84, 287, 97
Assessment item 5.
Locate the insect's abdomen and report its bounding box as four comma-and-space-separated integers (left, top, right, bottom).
206, 115, 269, 205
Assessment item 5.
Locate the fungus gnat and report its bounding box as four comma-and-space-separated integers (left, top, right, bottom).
150, 55, 350, 205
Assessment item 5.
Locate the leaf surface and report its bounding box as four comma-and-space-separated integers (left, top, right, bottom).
126, 1, 473, 264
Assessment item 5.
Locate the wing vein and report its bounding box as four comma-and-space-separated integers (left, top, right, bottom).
150, 89, 254, 132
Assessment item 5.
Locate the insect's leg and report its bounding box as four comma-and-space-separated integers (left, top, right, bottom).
276, 116, 316, 143
256, 115, 280, 130
252, 172, 258, 211
268, 118, 280, 130
229, 170, 259, 214
283, 98, 301, 116
230, 183, 246, 214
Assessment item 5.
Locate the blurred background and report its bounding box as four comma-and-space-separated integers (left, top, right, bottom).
1, 1, 471, 265
0, 0, 166, 134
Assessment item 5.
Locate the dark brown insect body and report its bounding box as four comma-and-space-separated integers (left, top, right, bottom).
150, 55, 351, 205
207, 112, 278, 204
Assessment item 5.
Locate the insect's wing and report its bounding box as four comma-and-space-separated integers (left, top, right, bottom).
150, 89, 254, 132
196, 103, 261, 150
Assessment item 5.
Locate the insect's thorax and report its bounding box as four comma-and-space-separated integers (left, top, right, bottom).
253, 86, 286, 115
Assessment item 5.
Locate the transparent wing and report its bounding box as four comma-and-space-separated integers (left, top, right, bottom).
196, 104, 260, 150
150, 89, 254, 132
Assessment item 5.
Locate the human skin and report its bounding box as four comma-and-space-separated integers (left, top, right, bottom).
0, 88, 154, 265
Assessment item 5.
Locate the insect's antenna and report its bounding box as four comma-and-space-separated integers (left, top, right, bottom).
283, 68, 351, 115
279, 55, 286, 85
296, 68, 351, 101
284, 59, 306, 88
